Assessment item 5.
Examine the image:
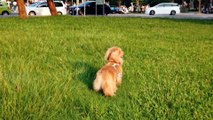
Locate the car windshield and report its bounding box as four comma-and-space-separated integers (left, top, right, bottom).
78, 1, 94, 7
28, 2, 41, 7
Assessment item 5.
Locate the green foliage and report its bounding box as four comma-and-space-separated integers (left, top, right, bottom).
0, 16, 213, 119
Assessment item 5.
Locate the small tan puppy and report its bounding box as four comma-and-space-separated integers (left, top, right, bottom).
93, 47, 124, 97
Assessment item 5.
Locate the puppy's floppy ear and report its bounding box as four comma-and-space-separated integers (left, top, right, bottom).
105, 47, 123, 63
105, 47, 113, 61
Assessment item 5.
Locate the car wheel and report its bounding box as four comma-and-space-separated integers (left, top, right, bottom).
170, 10, 176, 15
69, 10, 72, 15
2, 11, 9, 15
29, 11, 36, 16
57, 12, 63, 15
149, 10, 155, 15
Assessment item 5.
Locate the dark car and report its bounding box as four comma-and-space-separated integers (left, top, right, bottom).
110, 5, 119, 14
69, 1, 111, 15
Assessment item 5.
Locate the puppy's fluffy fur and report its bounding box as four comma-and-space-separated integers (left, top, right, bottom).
93, 47, 124, 97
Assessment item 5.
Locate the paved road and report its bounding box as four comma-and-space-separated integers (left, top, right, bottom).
1, 12, 213, 20
0, 13, 19, 18
108, 12, 213, 20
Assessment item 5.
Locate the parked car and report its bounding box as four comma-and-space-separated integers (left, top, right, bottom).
69, 1, 111, 15
26, 1, 67, 16
145, 3, 180, 15
110, 5, 119, 14
0, 2, 11, 15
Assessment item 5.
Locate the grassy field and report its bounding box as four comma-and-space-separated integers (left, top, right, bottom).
0, 16, 212, 119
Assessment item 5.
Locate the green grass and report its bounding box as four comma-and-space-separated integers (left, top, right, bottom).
0, 16, 213, 119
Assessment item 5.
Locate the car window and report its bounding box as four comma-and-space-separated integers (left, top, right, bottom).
54, 2, 63, 7
79, 2, 94, 7
171, 4, 178, 6
89, 2, 95, 7
40, 4, 47, 7
28, 2, 40, 7
164, 4, 172, 7
38, 3, 47, 7
158, 4, 164, 7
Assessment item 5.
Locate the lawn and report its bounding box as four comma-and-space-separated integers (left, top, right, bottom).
0, 16, 212, 119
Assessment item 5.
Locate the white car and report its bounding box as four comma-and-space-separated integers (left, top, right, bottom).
26, 1, 67, 16
145, 3, 180, 15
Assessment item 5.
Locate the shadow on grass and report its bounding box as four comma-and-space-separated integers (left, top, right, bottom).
74, 62, 98, 89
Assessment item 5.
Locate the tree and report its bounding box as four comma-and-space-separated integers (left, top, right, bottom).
17, 0, 27, 19
198, 0, 201, 13
47, 0, 58, 16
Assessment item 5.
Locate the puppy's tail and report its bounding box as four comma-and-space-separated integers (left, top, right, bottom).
93, 76, 102, 92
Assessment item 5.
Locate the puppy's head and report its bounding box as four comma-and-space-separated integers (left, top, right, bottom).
105, 47, 124, 64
